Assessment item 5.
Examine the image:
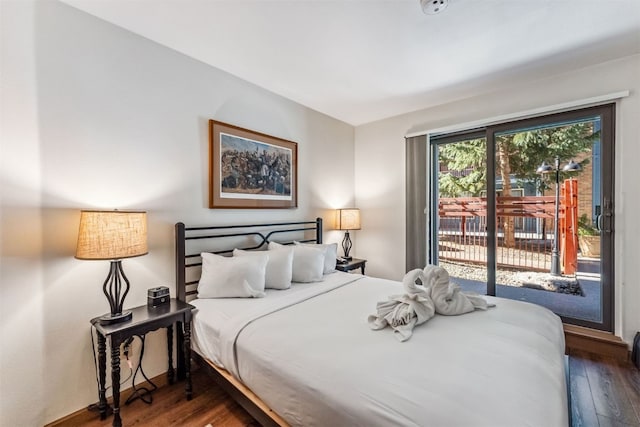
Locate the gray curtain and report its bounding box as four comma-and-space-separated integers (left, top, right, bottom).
405, 135, 428, 272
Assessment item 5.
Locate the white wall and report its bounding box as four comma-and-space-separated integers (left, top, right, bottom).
0, 1, 354, 425
355, 53, 640, 345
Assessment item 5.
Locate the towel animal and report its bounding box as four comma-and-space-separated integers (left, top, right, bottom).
369, 265, 494, 341
368, 269, 435, 341
423, 264, 493, 315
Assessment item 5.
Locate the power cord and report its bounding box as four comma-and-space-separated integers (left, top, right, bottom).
125, 333, 158, 405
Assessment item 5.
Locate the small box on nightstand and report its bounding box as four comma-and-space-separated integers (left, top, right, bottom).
147, 286, 170, 307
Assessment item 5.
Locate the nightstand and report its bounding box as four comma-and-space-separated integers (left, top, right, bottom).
90, 299, 194, 427
335, 258, 367, 275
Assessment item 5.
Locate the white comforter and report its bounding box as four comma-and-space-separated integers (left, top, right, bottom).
191, 272, 568, 427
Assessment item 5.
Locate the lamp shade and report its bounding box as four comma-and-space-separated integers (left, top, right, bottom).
76, 210, 148, 260
536, 161, 553, 174
336, 208, 361, 231
562, 159, 582, 172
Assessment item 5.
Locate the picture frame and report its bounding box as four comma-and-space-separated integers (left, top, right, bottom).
209, 120, 298, 209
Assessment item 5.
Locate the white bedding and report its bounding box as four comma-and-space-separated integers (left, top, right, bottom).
191, 272, 568, 427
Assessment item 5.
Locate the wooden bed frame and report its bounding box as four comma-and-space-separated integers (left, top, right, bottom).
174, 218, 323, 427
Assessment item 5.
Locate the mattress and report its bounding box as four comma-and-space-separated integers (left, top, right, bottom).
191, 272, 568, 427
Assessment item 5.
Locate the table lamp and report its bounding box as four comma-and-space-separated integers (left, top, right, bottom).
76, 210, 148, 325
336, 208, 361, 260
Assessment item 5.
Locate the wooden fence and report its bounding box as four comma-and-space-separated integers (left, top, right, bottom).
438, 179, 579, 273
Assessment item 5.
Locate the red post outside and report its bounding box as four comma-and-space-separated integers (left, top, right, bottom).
561, 179, 579, 275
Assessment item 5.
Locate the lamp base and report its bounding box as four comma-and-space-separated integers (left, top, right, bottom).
98, 310, 132, 325
341, 230, 353, 261
99, 260, 133, 326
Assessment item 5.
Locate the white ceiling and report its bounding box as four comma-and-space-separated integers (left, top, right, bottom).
61, 0, 640, 126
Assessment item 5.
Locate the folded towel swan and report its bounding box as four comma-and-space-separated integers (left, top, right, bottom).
368, 265, 494, 341
368, 269, 435, 342
424, 264, 493, 315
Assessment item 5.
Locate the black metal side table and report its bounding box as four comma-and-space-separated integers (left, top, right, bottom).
335, 258, 367, 275
90, 299, 194, 427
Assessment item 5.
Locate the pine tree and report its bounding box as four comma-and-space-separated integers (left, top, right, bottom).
438, 122, 598, 248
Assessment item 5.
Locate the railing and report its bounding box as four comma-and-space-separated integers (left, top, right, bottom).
438, 218, 552, 271
438, 185, 578, 273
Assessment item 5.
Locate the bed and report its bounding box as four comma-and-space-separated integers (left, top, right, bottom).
175, 219, 569, 427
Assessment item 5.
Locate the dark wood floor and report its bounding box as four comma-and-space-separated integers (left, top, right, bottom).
71, 364, 258, 427
67, 350, 639, 427
569, 350, 640, 427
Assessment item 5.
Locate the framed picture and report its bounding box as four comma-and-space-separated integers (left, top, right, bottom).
209, 120, 298, 209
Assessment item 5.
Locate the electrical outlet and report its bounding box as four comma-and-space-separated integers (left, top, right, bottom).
122, 337, 134, 358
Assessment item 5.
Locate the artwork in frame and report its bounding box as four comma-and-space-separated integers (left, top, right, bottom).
209, 120, 298, 209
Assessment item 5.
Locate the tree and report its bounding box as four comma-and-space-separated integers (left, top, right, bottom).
438, 121, 598, 247
438, 138, 486, 197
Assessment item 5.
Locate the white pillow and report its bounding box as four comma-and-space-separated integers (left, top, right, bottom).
294, 242, 338, 274
268, 242, 324, 283
233, 248, 293, 290
198, 252, 267, 298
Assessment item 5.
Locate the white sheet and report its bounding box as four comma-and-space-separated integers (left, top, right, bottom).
192, 273, 568, 427
190, 271, 362, 367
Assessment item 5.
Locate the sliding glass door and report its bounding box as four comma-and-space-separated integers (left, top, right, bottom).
431, 131, 489, 293
429, 104, 614, 330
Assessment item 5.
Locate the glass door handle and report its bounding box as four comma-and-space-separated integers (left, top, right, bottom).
602, 198, 613, 233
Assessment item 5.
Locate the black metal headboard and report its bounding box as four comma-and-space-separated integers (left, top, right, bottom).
175, 218, 323, 302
